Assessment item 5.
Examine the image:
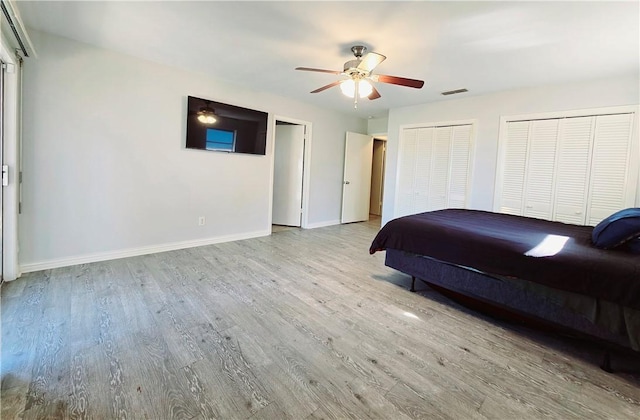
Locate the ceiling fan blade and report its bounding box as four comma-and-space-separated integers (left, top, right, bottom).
368, 85, 381, 100
374, 74, 424, 89
310, 81, 342, 93
295, 67, 342, 75
357, 52, 386, 73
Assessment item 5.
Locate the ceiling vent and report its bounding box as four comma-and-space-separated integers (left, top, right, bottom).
441, 88, 468, 96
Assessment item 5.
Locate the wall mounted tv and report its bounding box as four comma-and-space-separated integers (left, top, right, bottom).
186, 96, 268, 155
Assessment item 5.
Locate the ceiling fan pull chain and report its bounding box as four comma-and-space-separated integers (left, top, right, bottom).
354, 80, 359, 109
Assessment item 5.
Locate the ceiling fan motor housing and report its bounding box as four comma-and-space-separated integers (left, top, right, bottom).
344, 46, 369, 78
343, 59, 368, 78
351, 45, 367, 57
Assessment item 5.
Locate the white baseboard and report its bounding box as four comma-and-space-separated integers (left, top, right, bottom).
304, 219, 341, 229
20, 229, 271, 274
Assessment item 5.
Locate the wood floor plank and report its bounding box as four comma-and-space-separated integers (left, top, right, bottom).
65, 343, 117, 420
22, 319, 67, 418
343, 377, 413, 420
181, 362, 222, 420
68, 350, 91, 420
247, 401, 289, 420
2, 217, 639, 419
0, 384, 28, 419
0, 273, 28, 298
122, 331, 201, 419
191, 322, 272, 417
384, 381, 454, 419
91, 294, 136, 418
1, 272, 51, 390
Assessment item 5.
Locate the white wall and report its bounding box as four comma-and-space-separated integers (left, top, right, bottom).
20, 31, 366, 270
367, 116, 388, 135
382, 75, 640, 225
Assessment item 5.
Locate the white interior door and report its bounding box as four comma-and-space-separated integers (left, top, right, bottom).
341, 132, 373, 223
272, 124, 305, 226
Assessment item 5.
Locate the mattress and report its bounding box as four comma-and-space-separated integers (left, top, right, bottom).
370, 209, 640, 310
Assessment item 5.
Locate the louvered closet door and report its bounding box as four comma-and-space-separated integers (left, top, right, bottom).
448, 125, 472, 208
414, 127, 434, 213
428, 127, 452, 210
397, 128, 418, 217
587, 113, 635, 225
499, 121, 529, 215
553, 116, 594, 224
398, 123, 473, 217
523, 120, 559, 220
497, 110, 637, 226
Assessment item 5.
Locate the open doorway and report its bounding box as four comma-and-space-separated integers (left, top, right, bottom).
370, 137, 386, 217
271, 117, 312, 233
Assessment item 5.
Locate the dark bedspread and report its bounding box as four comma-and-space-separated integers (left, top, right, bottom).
370, 209, 640, 310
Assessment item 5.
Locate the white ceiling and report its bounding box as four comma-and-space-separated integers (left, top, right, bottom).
14, 1, 640, 118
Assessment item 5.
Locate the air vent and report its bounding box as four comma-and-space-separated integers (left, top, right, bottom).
441, 88, 468, 96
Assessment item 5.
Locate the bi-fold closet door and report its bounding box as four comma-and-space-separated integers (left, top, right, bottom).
396, 123, 474, 218
495, 110, 638, 226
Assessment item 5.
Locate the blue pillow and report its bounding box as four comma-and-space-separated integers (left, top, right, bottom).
592, 208, 640, 249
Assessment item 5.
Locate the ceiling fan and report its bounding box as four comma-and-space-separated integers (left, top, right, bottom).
295, 45, 424, 108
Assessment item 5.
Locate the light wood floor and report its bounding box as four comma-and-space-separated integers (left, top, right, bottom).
271, 225, 298, 234
2, 219, 639, 419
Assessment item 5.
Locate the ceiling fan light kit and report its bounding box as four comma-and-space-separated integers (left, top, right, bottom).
340, 79, 373, 98
197, 106, 217, 124
296, 45, 424, 108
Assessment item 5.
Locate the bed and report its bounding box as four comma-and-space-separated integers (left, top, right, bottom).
369, 209, 640, 368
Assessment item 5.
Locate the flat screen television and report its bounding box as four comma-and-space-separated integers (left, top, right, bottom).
186, 96, 268, 155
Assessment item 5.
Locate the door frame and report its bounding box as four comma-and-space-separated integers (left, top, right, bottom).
0, 37, 20, 281
269, 115, 312, 230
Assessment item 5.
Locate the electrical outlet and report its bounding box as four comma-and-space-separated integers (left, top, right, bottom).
198, 216, 206, 226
